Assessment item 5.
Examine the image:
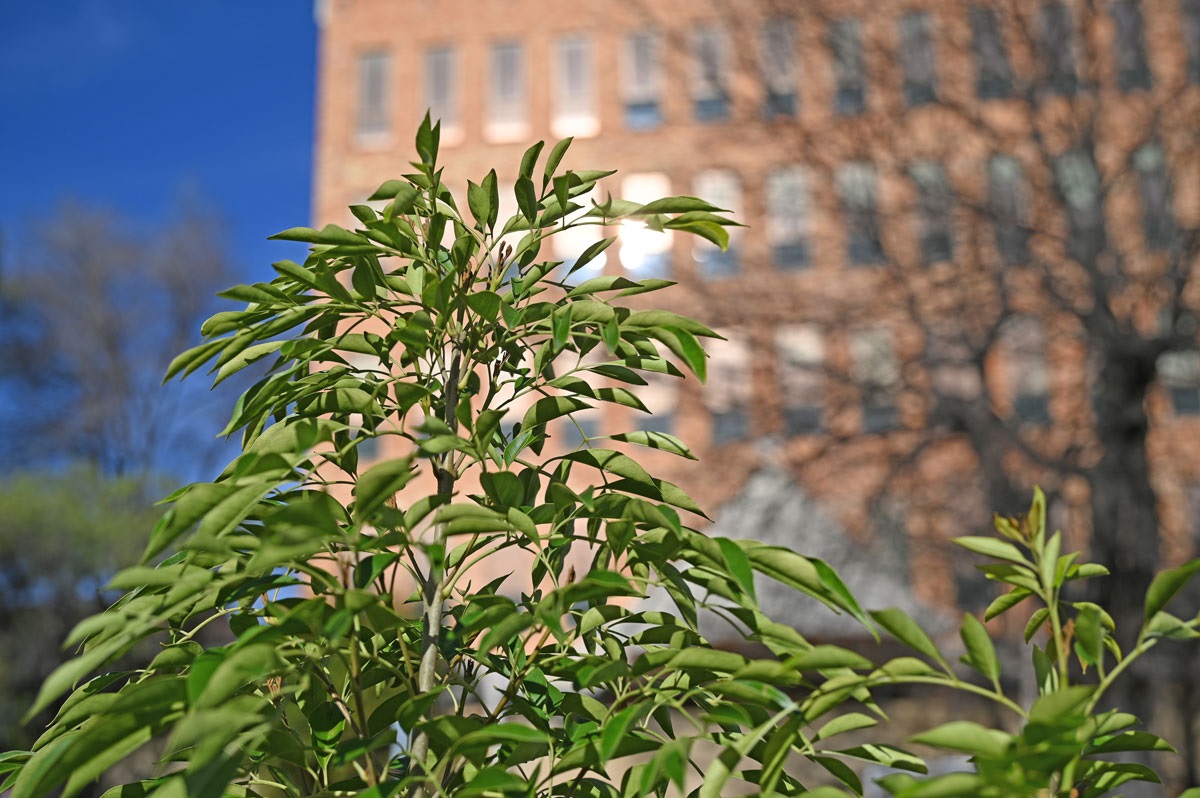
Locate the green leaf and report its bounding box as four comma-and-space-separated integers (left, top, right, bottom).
911, 721, 1011, 758
789, 646, 873, 672
1023, 607, 1049, 643
815, 712, 879, 740
543, 138, 573, 188
519, 141, 544, 182
467, 177, 491, 230
1039, 530, 1062, 592
649, 326, 707, 382
1143, 558, 1200, 621
607, 430, 696, 459
521, 396, 592, 430
716, 537, 756, 601
953, 536, 1029, 564
635, 196, 724, 215
870, 609, 948, 670
1087, 731, 1175, 754
983, 587, 1032, 621
959, 614, 1000, 685
353, 457, 415, 522
563, 236, 616, 278
1029, 685, 1093, 724
268, 224, 368, 246
599, 705, 640, 762
515, 176, 538, 223
1075, 604, 1104, 666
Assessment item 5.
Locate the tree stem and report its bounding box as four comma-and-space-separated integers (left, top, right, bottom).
409, 350, 460, 798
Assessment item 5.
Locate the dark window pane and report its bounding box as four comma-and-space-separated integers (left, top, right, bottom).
696, 246, 739, 279
767, 167, 810, 270
760, 20, 798, 118
900, 11, 938, 107
785, 405, 823, 435
1054, 151, 1106, 263
1134, 144, 1176, 250
971, 6, 1014, 99
712, 408, 749, 444
624, 32, 662, 130
912, 162, 954, 264
988, 155, 1030, 264
838, 163, 884, 265
863, 402, 900, 433
1111, 0, 1153, 91
830, 19, 867, 115
773, 242, 810, 269
764, 91, 798, 118
778, 325, 824, 435
1171, 387, 1200, 415
1015, 393, 1051, 424
1185, 0, 1200, 84
692, 26, 729, 122
1040, 2, 1079, 96
694, 96, 730, 121
625, 101, 662, 129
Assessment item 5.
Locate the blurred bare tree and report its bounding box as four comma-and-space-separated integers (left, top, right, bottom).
0, 198, 239, 478
620, 1, 1200, 788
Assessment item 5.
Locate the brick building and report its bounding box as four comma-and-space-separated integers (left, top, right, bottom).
311, 0, 1200, 618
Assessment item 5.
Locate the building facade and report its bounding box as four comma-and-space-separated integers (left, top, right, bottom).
312, 0, 1200, 616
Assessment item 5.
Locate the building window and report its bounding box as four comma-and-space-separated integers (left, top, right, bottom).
424, 46, 458, 134
760, 19, 798, 118
620, 173, 673, 278
693, 169, 741, 279
970, 6, 1015, 100
911, 161, 954, 264
830, 18, 867, 115
899, 11, 938, 106
705, 330, 752, 445
553, 35, 599, 138
778, 325, 825, 435
1000, 317, 1051, 425
928, 332, 983, 401
1110, 0, 1153, 92
1159, 351, 1200, 415
851, 328, 901, 433
766, 167, 810, 269
356, 50, 390, 139
1133, 143, 1176, 250
622, 31, 662, 130
486, 42, 528, 142
837, 162, 884, 265
637, 371, 678, 435
692, 25, 730, 122
1054, 150, 1105, 263
988, 155, 1030, 265
1184, 0, 1200, 84
1039, 2, 1079, 96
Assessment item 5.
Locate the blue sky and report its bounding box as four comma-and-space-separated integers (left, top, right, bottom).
0, 0, 317, 281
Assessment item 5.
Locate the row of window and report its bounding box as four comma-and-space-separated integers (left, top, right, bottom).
355, 1, 1200, 142
552, 324, 1200, 449
524, 145, 1174, 281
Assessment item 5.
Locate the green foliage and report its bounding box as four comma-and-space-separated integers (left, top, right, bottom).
868, 488, 1200, 798
6, 119, 1198, 798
